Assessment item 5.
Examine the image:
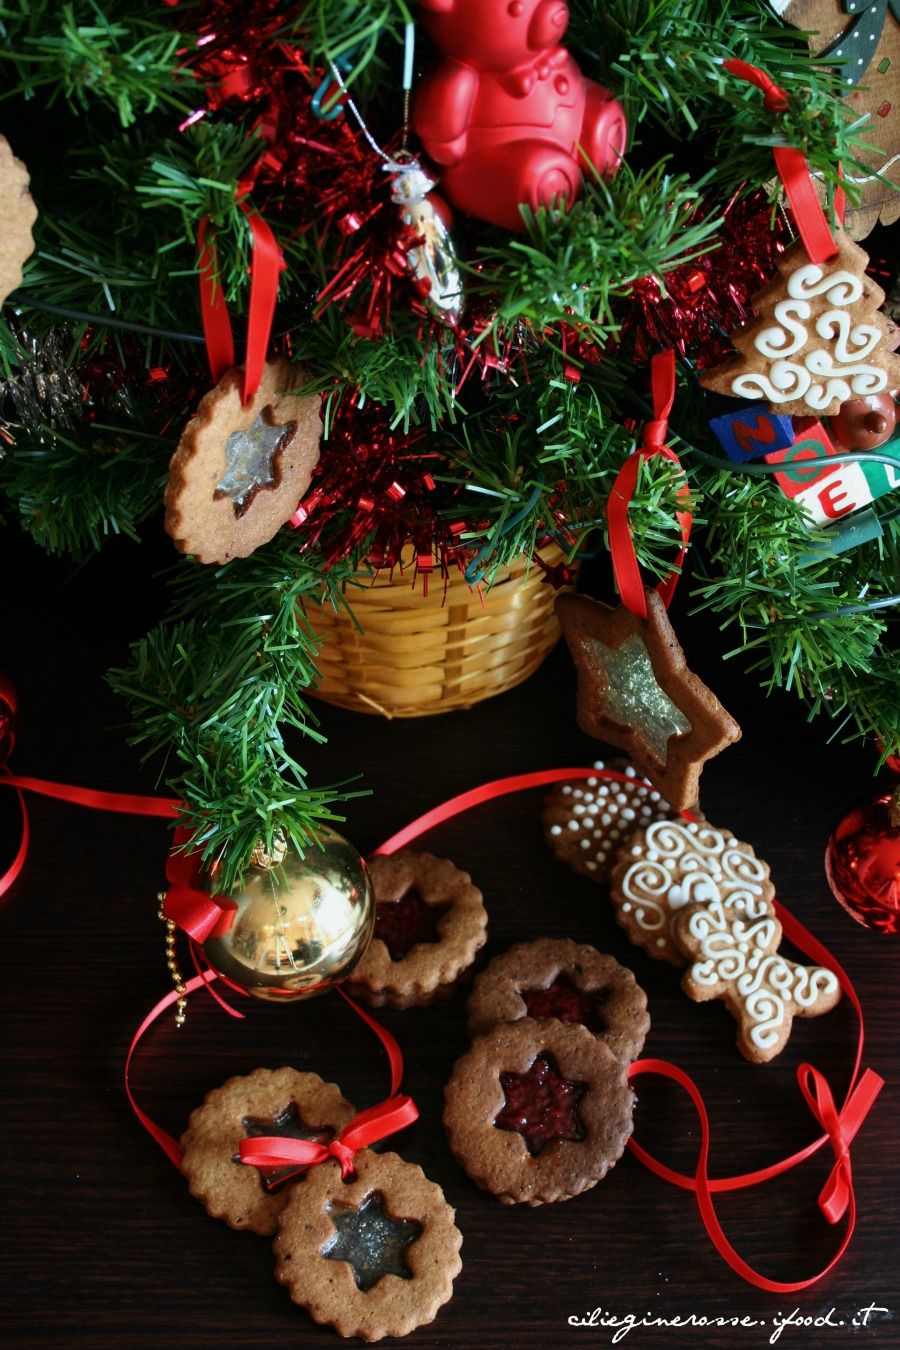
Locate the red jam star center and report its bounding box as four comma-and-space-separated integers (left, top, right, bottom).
494, 1052, 587, 1156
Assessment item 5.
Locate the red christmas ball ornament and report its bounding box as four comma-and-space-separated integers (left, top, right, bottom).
825, 788, 900, 935
413, 0, 626, 231
828, 394, 898, 451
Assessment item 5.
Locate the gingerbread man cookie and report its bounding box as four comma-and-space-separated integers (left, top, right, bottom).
672, 898, 842, 1062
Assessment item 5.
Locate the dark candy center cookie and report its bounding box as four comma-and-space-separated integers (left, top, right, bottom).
520, 976, 609, 1033
373, 888, 450, 961
323, 1191, 422, 1292
494, 1053, 587, 1156
238, 1103, 334, 1194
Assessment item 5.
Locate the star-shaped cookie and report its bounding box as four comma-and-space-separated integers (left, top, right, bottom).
556, 588, 741, 810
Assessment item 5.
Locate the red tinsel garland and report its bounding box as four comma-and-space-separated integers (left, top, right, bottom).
289, 397, 472, 586
625, 191, 791, 365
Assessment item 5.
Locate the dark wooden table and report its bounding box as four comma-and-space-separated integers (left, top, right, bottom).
2, 535, 898, 1350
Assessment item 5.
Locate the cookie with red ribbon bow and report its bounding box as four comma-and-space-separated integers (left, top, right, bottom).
179, 1067, 356, 1235
273, 1149, 462, 1341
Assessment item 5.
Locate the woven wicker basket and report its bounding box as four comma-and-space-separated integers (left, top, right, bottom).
301, 544, 576, 718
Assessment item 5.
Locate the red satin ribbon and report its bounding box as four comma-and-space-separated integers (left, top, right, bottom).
370, 766, 883, 1292
125, 976, 414, 1174
606, 350, 692, 620
239, 1094, 419, 1181
197, 200, 285, 406
0, 771, 179, 901
723, 59, 845, 263
163, 827, 236, 942
0, 675, 27, 902
0, 728, 883, 1291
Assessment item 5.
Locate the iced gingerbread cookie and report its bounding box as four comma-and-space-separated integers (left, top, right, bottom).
444, 1018, 634, 1206
609, 818, 775, 965
165, 356, 321, 563
700, 229, 900, 418
273, 1150, 462, 1342
672, 897, 842, 1063
542, 759, 680, 883
345, 851, 487, 1009
466, 938, 650, 1065
179, 1067, 355, 1235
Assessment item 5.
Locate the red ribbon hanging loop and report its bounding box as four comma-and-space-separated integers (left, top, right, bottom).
197, 200, 285, 406
606, 349, 692, 620
723, 59, 845, 263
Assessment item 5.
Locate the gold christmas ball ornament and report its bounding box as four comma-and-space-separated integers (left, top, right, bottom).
202, 828, 375, 1002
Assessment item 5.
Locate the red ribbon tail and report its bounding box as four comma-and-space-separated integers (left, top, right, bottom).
796, 1064, 884, 1224
197, 218, 235, 382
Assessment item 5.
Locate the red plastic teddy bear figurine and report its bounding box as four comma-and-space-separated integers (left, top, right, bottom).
412, 0, 626, 232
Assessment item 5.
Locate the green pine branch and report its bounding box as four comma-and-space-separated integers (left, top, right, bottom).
0, 0, 190, 125
107, 530, 365, 892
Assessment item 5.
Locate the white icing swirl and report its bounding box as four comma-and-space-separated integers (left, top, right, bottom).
787, 264, 863, 307
815, 311, 881, 364
755, 300, 810, 359
682, 900, 840, 1052
732, 361, 809, 405
620, 821, 770, 942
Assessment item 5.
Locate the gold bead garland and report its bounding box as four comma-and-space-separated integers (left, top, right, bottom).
158, 891, 187, 1027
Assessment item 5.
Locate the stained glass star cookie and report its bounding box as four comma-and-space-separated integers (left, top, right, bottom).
273, 1150, 462, 1340
556, 589, 741, 810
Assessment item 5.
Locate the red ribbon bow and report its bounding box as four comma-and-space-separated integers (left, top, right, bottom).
162, 827, 236, 943
799, 1063, 884, 1225
606, 349, 692, 620
238, 1094, 419, 1182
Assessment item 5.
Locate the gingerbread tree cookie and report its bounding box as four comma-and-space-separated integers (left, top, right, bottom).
164, 357, 321, 564
701, 228, 900, 417
0, 135, 37, 306
672, 897, 842, 1062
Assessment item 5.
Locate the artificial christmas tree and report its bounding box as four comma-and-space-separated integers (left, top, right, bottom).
1, 0, 897, 890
